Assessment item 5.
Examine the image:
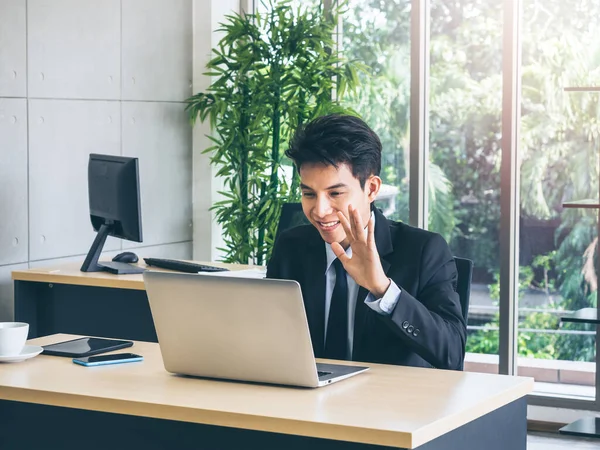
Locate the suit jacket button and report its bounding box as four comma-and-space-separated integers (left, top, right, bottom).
402, 321, 409, 329
407, 325, 414, 333
413, 329, 420, 337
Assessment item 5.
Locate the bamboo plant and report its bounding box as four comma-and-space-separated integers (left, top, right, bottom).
186, 0, 363, 265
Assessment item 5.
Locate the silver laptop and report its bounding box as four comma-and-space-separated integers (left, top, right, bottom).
143, 270, 368, 388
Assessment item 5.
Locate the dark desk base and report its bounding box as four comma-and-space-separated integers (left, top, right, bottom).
559, 417, 600, 439
0, 398, 526, 450
14, 281, 157, 342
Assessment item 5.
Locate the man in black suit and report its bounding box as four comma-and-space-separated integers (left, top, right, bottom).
267, 114, 466, 370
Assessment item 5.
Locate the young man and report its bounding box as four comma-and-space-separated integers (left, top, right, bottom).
267, 114, 466, 370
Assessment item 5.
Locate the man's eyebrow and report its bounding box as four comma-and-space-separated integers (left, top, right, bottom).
300, 183, 348, 190
325, 183, 348, 190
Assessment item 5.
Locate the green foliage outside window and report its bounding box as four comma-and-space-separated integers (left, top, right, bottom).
467, 252, 596, 362
343, 0, 600, 362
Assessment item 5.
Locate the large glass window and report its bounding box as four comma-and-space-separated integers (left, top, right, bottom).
517, 0, 600, 398
342, 0, 411, 223
428, 0, 503, 373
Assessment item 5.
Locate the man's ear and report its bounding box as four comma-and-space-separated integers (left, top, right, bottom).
366, 175, 382, 202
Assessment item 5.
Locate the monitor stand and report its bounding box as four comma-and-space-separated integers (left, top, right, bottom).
81, 223, 145, 275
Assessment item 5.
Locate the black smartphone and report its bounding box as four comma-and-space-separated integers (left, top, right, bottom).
42, 337, 134, 357
73, 353, 143, 367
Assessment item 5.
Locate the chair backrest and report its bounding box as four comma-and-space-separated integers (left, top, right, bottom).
453, 256, 473, 323
275, 203, 310, 243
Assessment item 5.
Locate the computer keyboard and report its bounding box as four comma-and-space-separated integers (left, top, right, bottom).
143, 258, 230, 274
317, 371, 332, 378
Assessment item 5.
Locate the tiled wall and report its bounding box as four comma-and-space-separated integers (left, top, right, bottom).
0, 0, 193, 320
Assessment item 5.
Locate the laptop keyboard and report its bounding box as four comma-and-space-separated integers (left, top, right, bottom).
318, 371, 332, 378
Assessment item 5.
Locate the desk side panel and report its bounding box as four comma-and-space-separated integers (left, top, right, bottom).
14, 280, 44, 337
0, 400, 393, 450
14, 281, 157, 341
415, 397, 526, 449
0, 398, 526, 450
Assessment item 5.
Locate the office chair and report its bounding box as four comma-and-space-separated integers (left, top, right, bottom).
275, 202, 474, 322
275, 203, 309, 243
452, 256, 472, 371
453, 256, 473, 323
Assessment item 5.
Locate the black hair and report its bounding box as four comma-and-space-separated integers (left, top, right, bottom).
285, 114, 382, 188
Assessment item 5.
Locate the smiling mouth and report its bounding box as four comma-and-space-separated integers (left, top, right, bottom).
317, 220, 340, 230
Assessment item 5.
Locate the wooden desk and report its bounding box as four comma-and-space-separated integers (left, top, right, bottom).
0, 334, 533, 450
12, 261, 254, 342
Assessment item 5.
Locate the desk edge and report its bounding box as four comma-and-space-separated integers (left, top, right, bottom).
0, 387, 413, 448
11, 271, 145, 290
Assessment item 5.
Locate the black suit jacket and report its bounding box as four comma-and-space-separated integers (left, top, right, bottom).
266, 208, 467, 370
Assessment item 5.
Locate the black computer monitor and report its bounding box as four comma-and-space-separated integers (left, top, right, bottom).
80, 154, 144, 274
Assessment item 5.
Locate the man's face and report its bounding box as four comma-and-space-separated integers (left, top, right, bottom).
299, 162, 380, 248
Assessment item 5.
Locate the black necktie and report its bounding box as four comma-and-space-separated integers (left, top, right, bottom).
324, 258, 348, 360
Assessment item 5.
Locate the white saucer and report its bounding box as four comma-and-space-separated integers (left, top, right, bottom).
0, 345, 43, 363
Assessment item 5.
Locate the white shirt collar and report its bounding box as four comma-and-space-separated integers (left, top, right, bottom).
324, 210, 375, 274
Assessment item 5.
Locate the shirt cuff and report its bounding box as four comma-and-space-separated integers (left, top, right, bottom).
364, 280, 401, 315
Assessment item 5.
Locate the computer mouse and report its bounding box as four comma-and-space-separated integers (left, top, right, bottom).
112, 251, 139, 263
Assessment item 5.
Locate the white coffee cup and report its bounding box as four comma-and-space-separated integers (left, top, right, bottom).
0, 322, 29, 356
